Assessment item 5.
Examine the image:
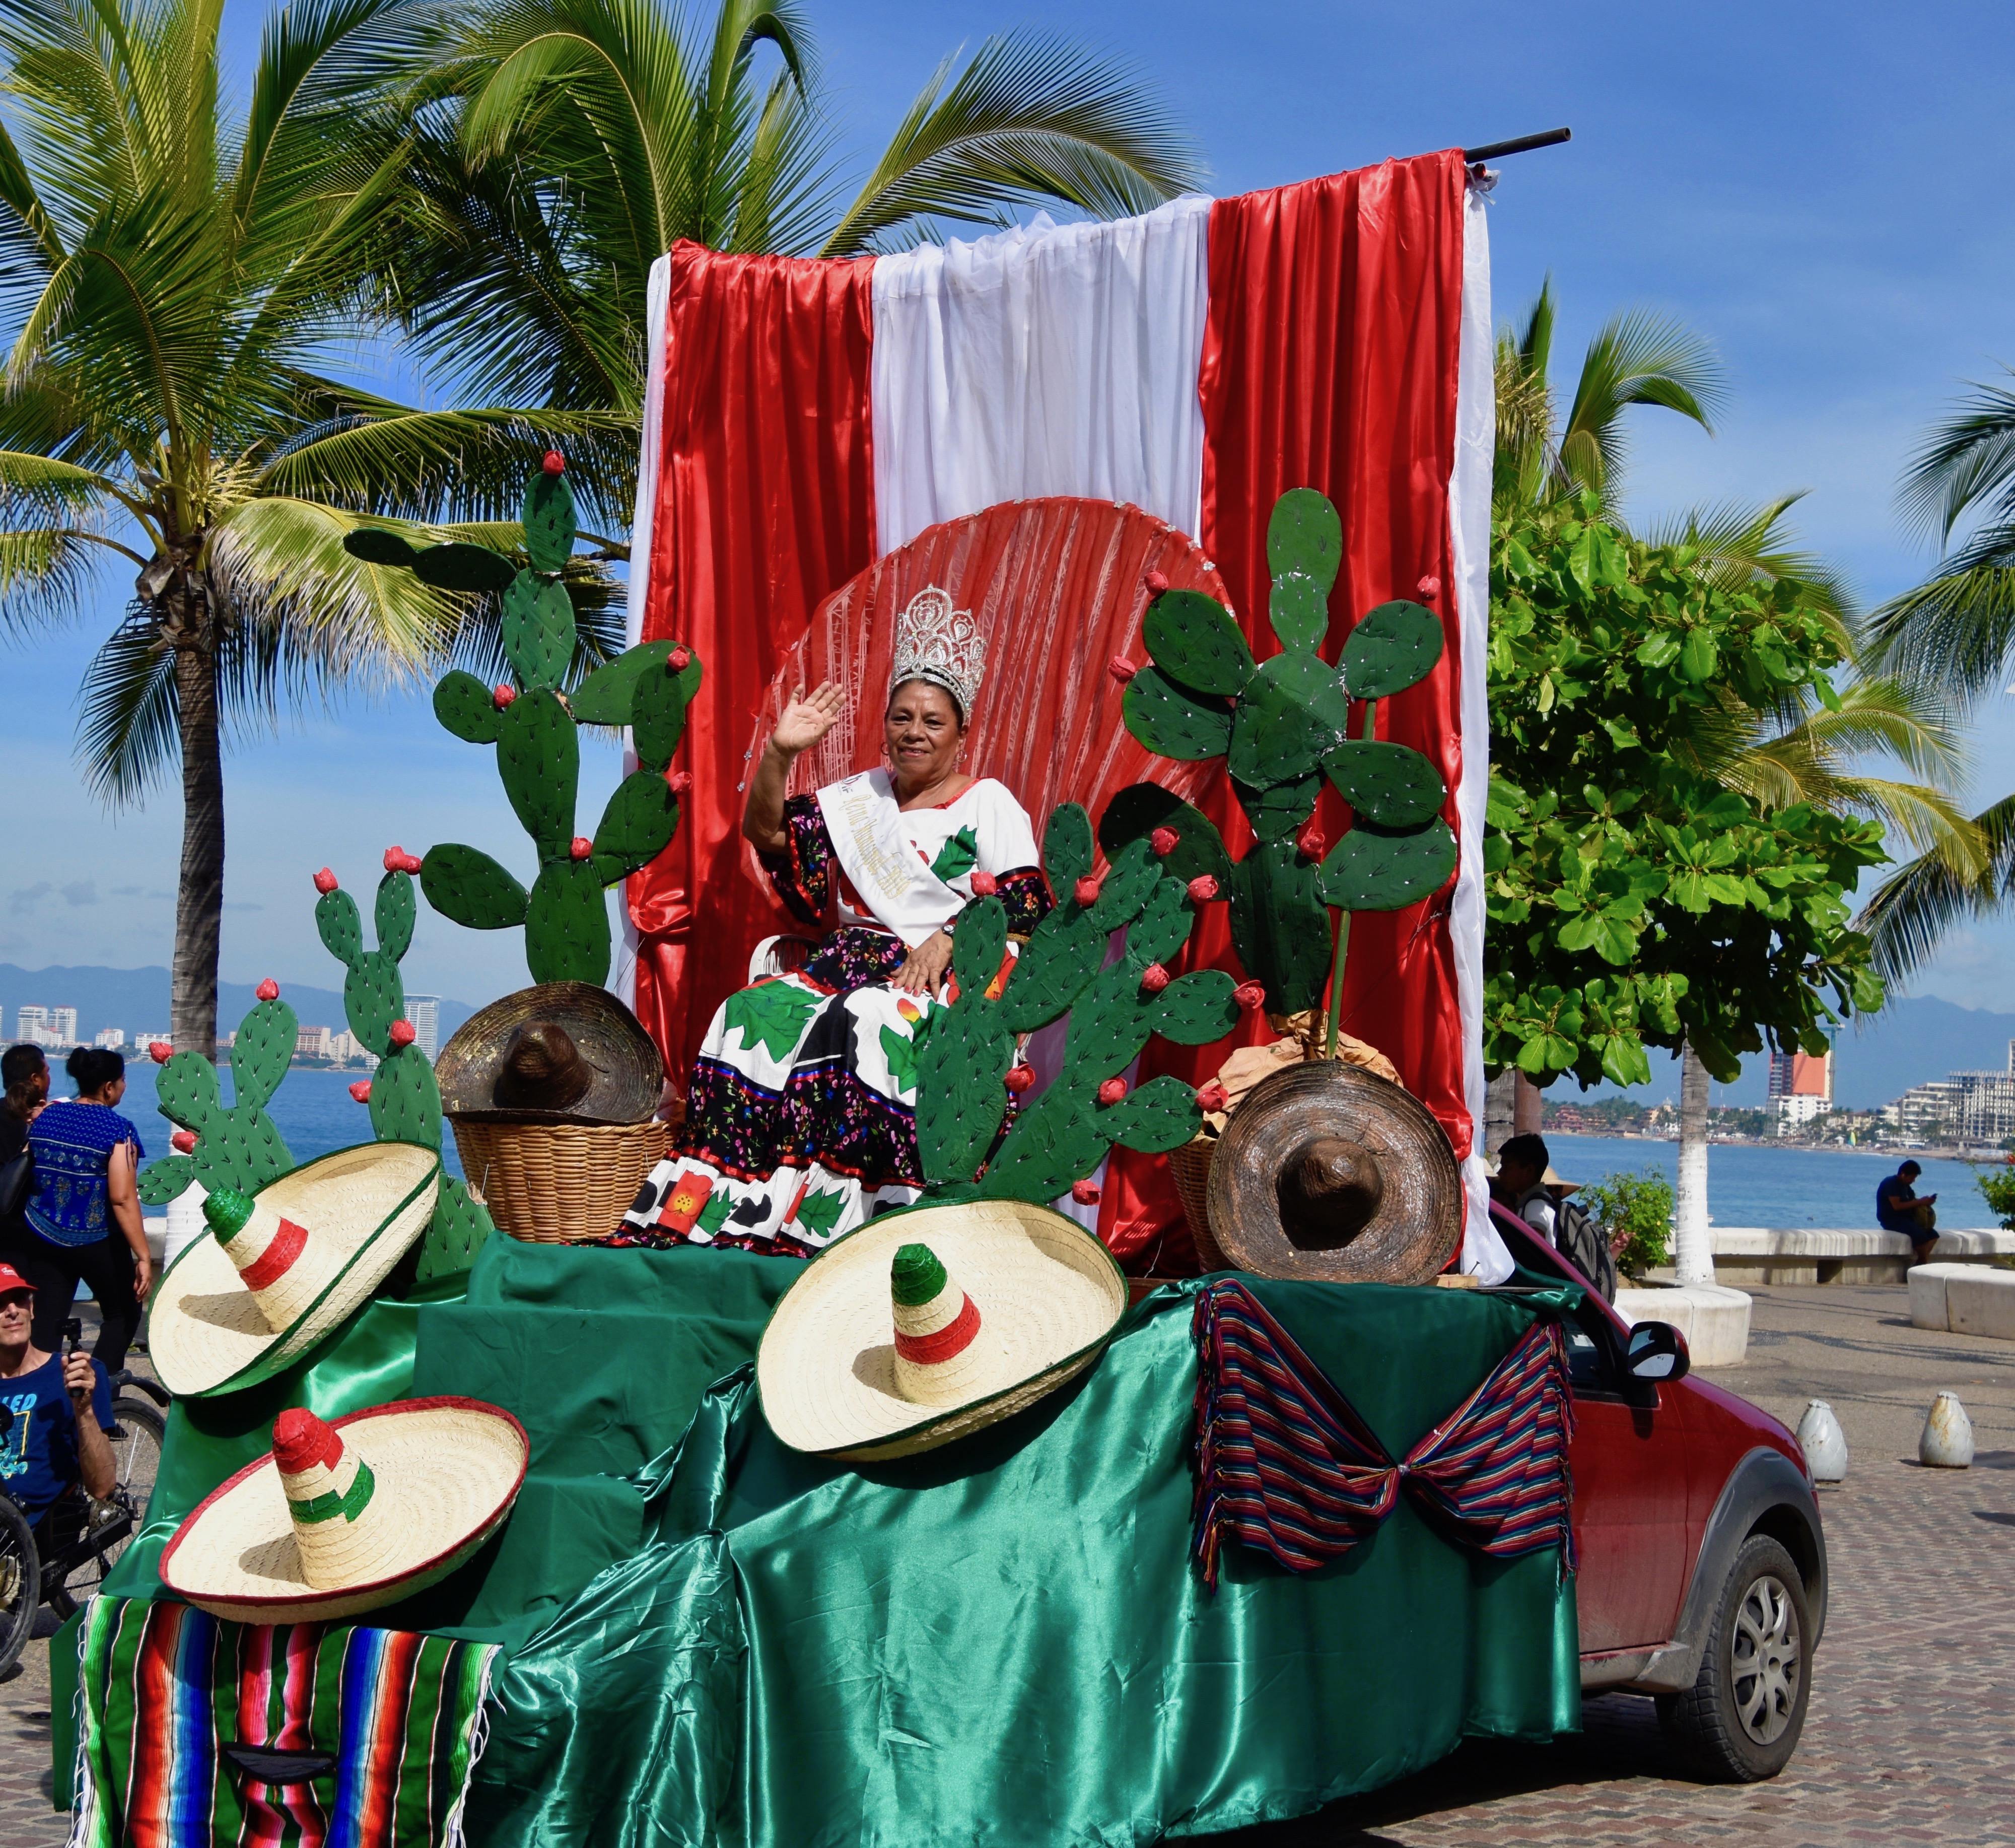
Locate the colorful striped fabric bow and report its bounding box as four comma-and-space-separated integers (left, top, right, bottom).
1190, 1279, 1577, 1591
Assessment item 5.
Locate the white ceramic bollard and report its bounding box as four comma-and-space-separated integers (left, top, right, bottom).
1796, 1400, 1847, 1481
1919, 1391, 1975, 1469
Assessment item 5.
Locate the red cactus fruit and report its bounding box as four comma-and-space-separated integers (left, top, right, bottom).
542, 450, 566, 474
383, 846, 408, 872
1071, 1180, 1102, 1206
1107, 655, 1138, 684
666, 769, 692, 794
1005, 1064, 1036, 1094
1417, 574, 1441, 598
1297, 824, 1327, 859
349, 1079, 372, 1104
1195, 1080, 1230, 1113
389, 1019, 416, 1048
149, 1042, 172, 1063
1074, 873, 1102, 907
669, 645, 691, 670
570, 837, 593, 860
312, 867, 338, 894
1233, 980, 1266, 1010
170, 1129, 197, 1153
1097, 1077, 1129, 1105
1187, 874, 1220, 902
1140, 963, 1171, 993
1149, 826, 1179, 857
969, 869, 998, 896
1143, 569, 1170, 595
256, 979, 280, 1002
494, 683, 518, 709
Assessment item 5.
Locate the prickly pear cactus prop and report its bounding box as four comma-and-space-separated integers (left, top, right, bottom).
342, 455, 699, 988
137, 985, 298, 1206
910, 801, 1238, 1206
1116, 488, 1457, 1016
314, 859, 494, 1285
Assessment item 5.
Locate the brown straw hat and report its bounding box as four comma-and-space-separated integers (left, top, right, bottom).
757, 1200, 1128, 1462
1205, 1062, 1463, 1285
149, 1142, 439, 1399
160, 1397, 528, 1625
435, 981, 664, 1125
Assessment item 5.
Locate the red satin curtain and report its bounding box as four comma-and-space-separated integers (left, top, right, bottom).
631, 243, 879, 1081
1104, 151, 1473, 1261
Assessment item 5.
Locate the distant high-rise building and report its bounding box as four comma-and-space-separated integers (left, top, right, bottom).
94, 1028, 126, 1049
1768, 1048, 1832, 1127
405, 995, 441, 1060
15, 1005, 48, 1044
296, 1025, 332, 1061
50, 1006, 77, 1046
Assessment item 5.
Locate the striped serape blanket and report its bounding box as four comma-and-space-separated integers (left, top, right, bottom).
72, 1596, 498, 1848
1191, 1279, 1577, 1591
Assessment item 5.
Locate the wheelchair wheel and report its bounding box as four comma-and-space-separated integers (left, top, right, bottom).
47, 1395, 166, 1620
0, 1493, 38, 1678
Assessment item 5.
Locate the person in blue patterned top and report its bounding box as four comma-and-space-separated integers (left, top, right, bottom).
0, 1048, 152, 1373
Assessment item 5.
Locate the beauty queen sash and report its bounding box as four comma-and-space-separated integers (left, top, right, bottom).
815, 770, 966, 947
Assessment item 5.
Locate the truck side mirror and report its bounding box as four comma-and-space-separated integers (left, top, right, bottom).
1626, 1320, 1691, 1385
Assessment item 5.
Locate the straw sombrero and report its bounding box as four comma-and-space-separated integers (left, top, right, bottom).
434, 981, 663, 1125
149, 1142, 440, 1399
757, 1200, 1128, 1462
1205, 1062, 1462, 1285
160, 1398, 528, 1624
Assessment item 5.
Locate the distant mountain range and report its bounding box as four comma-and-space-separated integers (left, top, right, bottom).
0, 965, 477, 1049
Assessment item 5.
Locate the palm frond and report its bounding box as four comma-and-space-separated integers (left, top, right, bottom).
1896, 369, 2015, 544
821, 32, 1203, 256
1644, 494, 1858, 642
75, 604, 180, 801
0, 522, 102, 632
1854, 792, 2015, 983
1559, 307, 1725, 502
1862, 542, 2015, 706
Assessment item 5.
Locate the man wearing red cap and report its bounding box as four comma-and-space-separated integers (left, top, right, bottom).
0, 1264, 114, 1529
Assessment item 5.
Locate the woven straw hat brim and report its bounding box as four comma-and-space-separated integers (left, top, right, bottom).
160, 1397, 527, 1625
1205, 1063, 1463, 1285
435, 981, 663, 1125
149, 1143, 440, 1399
757, 1200, 1127, 1462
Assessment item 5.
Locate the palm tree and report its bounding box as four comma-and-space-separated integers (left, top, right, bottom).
379, 0, 1205, 499
0, 0, 641, 1058
1493, 278, 1727, 513
1857, 371, 2015, 980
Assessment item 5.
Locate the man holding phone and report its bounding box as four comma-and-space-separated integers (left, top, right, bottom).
0, 1264, 115, 1533
1876, 1160, 1938, 1271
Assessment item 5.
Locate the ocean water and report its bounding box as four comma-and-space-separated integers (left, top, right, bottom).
1545, 1133, 2001, 1231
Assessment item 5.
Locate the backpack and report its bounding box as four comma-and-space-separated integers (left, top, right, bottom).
1552, 1195, 1617, 1303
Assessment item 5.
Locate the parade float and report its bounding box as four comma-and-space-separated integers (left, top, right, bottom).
53, 149, 1608, 1848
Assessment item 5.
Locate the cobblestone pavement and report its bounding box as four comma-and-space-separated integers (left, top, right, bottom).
7, 1286, 2013, 1846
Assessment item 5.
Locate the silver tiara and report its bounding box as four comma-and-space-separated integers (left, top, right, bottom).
889, 585, 986, 717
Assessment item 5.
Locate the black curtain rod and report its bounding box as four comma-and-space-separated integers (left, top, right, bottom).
1462, 127, 1572, 163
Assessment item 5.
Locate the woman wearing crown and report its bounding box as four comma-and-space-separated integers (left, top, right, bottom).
609, 589, 1052, 1257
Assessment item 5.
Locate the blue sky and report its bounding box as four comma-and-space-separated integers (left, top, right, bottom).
5, 0, 2013, 1073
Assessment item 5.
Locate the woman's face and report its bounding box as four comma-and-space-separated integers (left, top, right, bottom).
884, 680, 964, 789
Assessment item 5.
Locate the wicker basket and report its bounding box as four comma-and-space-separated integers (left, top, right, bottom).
449, 1117, 670, 1244
1167, 1135, 1232, 1272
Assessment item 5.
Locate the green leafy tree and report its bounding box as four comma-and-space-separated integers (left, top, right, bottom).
382, 0, 1205, 472
1579, 1168, 1674, 1278
0, 0, 625, 1058
1483, 497, 1890, 1096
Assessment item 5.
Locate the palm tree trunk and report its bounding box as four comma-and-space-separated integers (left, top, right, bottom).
171, 634, 224, 1063
1675, 1040, 1713, 1284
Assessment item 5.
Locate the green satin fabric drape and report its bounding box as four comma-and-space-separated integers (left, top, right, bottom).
466, 1276, 1577, 1848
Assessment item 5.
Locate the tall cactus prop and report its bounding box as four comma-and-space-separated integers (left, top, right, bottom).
314, 860, 494, 1285
912, 802, 1238, 1206
1118, 487, 1457, 1035
137, 987, 298, 1206
343, 455, 696, 988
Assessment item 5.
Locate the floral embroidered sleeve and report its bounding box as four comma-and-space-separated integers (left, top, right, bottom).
759, 795, 834, 927
994, 866, 1052, 939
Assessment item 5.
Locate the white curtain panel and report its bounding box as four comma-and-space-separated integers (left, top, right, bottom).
869, 196, 1213, 552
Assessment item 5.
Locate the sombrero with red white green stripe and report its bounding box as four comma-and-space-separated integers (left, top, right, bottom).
161, 1397, 527, 1624
149, 1142, 439, 1398
756, 1200, 1128, 1461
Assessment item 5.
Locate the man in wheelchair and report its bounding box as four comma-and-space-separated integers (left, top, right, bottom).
0, 1262, 116, 1552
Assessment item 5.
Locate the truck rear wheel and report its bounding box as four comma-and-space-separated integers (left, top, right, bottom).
1658, 1533, 1810, 1781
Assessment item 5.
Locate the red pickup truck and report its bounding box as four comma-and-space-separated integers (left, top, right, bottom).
1489, 1201, 1826, 1783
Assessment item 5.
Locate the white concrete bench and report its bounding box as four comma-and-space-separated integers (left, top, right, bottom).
1612, 1283, 1753, 1368
1909, 1262, 2015, 1341
1646, 1226, 2015, 1287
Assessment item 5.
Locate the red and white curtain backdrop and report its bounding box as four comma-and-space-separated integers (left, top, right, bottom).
618, 148, 1503, 1276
